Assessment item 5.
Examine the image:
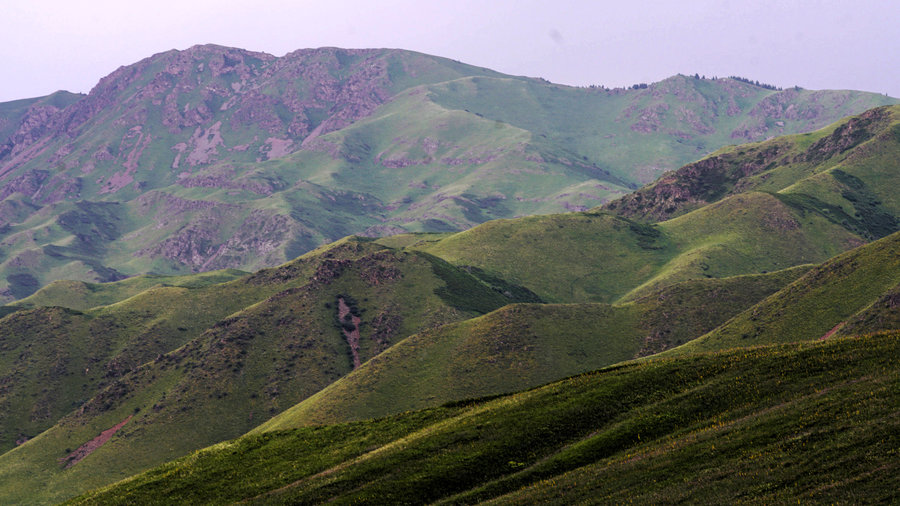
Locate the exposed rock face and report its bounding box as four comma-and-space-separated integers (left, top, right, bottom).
604, 105, 900, 228
0, 45, 439, 201
136, 208, 296, 272
801, 107, 890, 162
603, 142, 791, 222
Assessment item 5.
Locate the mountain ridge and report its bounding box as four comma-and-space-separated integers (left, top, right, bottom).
1, 45, 895, 300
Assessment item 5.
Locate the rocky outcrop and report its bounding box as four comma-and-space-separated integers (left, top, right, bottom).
801, 106, 890, 163
603, 142, 790, 222
136, 209, 295, 271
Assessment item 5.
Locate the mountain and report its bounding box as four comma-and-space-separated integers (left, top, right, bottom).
0, 44, 895, 301
3, 51, 900, 502
604, 104, 900, 226
0, 103, 900, 503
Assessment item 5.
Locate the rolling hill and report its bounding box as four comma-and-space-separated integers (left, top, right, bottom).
69, 331, 900, 504
0, 237, 536, 503
416, 105, 900, 304
1, 49, 900, 504
255, 267, 809, 430
670, 228, 900, 353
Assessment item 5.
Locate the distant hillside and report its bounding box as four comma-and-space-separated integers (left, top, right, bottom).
417, 105, 900, 303
2, 125, 900, 503
414, 192, 855, 305
605, 104, 900, 226
2, 53, 900, 504
0, 44, 894, 301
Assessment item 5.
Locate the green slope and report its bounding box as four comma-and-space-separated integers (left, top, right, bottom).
415, 192, 857, 304
416, 106, 900, 304
69, 332, 899, 504
416, 211, 677, 303
7, 269, 246, 312
671, 228, 900, 353
0, 269, 284, 453
256, 266, 807, 431
427, 75, 899, 186
606, 104, 900, 226
0, 238, 532, 504
631, 190, 859, 300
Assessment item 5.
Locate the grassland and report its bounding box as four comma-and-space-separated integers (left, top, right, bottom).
3, 99, 900, 504
8, 269, 247, 311
68, 332, 899, 504
2, 57, 895, 302
415, 194, 855, 305
607, 104, 900, 227
416, 106, 900, 305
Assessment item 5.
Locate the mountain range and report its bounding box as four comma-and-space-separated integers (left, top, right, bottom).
0, 44, 896, 302
0, 47, 899, 503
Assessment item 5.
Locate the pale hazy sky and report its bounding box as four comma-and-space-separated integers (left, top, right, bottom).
2, 0, 898, 103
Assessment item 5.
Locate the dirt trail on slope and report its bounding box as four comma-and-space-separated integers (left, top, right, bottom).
60, 415, 133, 468
338, 297, 362, 369
820, 321, 846, 341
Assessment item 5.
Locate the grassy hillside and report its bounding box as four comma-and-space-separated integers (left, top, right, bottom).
69, 332, 899, 504
427, 75, 898, 186
255, 266, 807, 430
415, 193, 857, 305
0, 272, 276, 453
417, 211, 677, 303
671, 229, 900, 353
7, 269, 246, 311
416, 104, 900, 305
0, 238, 532, 504
630, 191, 859, 300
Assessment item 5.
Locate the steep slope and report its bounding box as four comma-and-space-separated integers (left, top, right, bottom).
256, 267, 807, 430
0, 270, 276, 453
0, 91, 83, 163
0, 46, 509, 300
70, 332, 899, 504
0, 45, 894, 301
427, 74, 897, 185
0, 238, 530, 504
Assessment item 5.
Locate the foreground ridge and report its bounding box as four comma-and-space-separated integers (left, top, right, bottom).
71, 332, 899, 504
